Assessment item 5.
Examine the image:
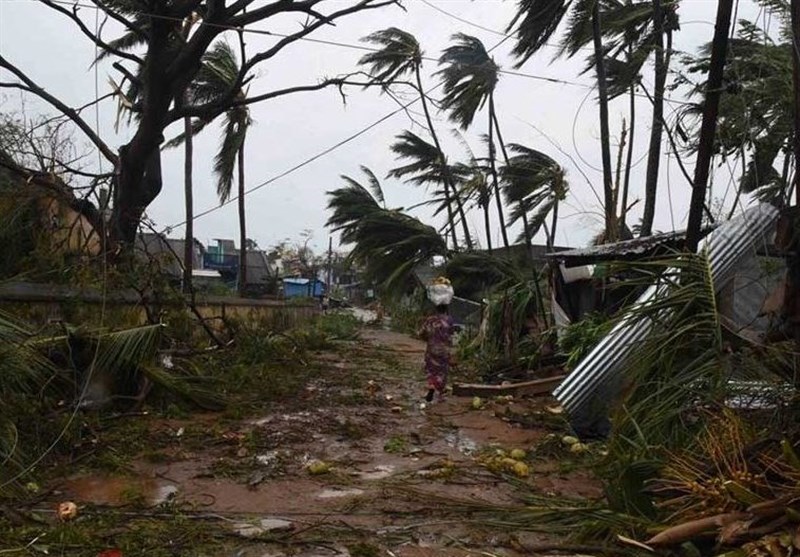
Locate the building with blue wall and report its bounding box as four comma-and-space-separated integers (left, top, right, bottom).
282, 277, 326, 298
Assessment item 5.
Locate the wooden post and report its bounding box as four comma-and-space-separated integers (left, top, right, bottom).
685, 0, 734, 253
326, 236, 333, 297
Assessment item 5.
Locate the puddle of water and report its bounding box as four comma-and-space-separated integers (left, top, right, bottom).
60, 476, 177, 506
443, 431, 478, 456
357, 464, 395, 480
316, 488, 365, 499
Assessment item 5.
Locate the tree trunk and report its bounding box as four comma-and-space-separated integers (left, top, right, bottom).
109, 13, 175, 252
549, 197, 559, 250
792, 0, 800, 205
237, 139, 247, 296
615, 118, 626, 219
415, 67, 470, 250
491, 98, 532, 256
621, 83, 636, 231
640, 0, 667, 237
591, 2, 617, 242
488, 96, 510, 249
482, 191, 493, 251
183, 113, 194, 293
686, 0, 734, 253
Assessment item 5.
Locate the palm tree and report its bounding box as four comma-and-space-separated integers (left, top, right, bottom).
326, 166, 386, 243
508, 0, 617, 240
359, 28, 473, 250
189, 41, 253, 296
437, 34, 512, 249
387, 130, 474, 246
327, 168, 447, 292
681, 6, 794, 206
500, 144, 570, 250
452, 131, 494, 250
509, 0, 681, 237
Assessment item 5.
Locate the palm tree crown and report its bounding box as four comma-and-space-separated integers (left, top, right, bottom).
436, 34, 499, 129
359, 27, 422, 83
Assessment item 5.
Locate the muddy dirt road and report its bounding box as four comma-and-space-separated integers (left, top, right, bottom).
46, 327, 601, 556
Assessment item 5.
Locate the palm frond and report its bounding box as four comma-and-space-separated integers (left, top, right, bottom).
507, 0, 572, 66
436, 34, 498, 129
326, 171, 384, 243
500, 143, 568, 236
163, 117, 212, 149
387, 130, 445, 184
190, 40, 242, 106
359, 27, 421, 83
97, 17, 150, 61
348, 210, 447, 292
359, 165, 386, 207
213, 107, 250, 202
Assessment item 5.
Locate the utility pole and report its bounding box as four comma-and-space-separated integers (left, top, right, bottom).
792, 0, 800, 205
685, 0, 734, 253
326, 237, 333, 294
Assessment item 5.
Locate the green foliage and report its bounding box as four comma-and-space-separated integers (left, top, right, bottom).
680, 5, 794, 203
314, 311, 361, 341
437, 33, 499, 129
600, 254, 731, 516
383, 434, 408, 453
359, 27, 421, 83
558, 312, 612, 369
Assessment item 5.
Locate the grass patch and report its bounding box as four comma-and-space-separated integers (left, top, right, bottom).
383, 435, 408, 454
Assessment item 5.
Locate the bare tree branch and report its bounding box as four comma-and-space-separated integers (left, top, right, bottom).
240, 0, 398, 75
171, 74, 404, 121
0, 56, 119, 165
91, 0, 147, 38
36, 0, 144, 65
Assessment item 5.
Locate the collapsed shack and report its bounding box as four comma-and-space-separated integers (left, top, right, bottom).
549, 203, 786, 438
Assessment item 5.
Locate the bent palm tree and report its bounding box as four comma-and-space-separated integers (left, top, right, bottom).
437, 34, 511, 249
500, 144, 569, 249
189, 41, 253, 296
326, 166, 386, 243
360, 28, 473, 250
327, 168, 446, 292
387, 130, 471, 242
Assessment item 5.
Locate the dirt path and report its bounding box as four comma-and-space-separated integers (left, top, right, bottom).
52, 327, 602, 556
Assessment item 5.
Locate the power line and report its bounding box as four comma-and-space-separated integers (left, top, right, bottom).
418, 0, 594, 55
165, 84, 441, 231
20, 0, 595, 89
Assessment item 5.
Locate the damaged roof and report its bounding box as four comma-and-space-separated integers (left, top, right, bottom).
545, 227, 716, 267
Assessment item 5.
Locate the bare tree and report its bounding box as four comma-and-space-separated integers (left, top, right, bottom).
0, 0, 397, 256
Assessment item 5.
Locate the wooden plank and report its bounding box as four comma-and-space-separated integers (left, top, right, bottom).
452, 375, 567, 398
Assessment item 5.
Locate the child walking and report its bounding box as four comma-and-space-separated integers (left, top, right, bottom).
419, 278, 455, 403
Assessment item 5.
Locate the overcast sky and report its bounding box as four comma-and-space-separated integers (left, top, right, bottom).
0, 0, 769, 254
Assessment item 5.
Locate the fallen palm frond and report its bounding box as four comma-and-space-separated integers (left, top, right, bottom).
0, 309, 56, 489
386, 484, 653, 553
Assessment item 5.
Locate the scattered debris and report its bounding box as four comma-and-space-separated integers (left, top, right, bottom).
305, 460, 331, 475
57, 501, 78, 521
233, 518, 294, 538
453, 375, 566, 398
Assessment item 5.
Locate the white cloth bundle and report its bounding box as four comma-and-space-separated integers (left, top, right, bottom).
427, 283, 454, 306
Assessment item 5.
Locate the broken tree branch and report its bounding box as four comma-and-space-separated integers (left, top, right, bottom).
36, 0, 144, 65
0, 56, 119, 166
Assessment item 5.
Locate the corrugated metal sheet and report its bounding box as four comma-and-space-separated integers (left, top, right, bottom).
553, 204, 779, 416
546, 227, 716, 268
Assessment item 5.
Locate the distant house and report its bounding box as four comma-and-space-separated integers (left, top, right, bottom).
135, 233, 205, 280
282, 277, 326, 298
203, 239, 239, 282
